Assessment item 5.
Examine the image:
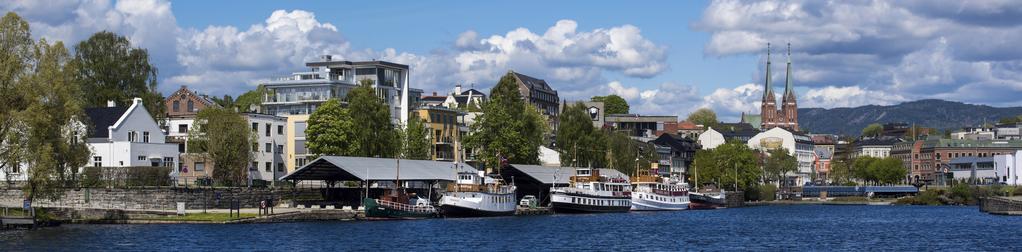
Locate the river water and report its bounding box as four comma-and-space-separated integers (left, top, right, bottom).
3, 205, 1020, 251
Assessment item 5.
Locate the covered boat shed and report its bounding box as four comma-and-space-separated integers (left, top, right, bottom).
280, 156, 476, 207
500, 164, 629, 206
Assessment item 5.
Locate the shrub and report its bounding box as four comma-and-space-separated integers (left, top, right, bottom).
758, 184, 777, 201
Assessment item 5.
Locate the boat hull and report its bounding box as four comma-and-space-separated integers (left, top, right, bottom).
439, 204, 515, 217
550, 202, 631, 213
362, 198, 437, 219
630, 194, 689, 211
688, 193, 726, 210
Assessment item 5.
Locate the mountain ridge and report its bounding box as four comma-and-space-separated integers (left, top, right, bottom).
797, 99, 1022, 136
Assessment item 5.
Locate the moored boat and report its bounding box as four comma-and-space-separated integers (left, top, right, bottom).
550, 168, 632, 213
630, 171, 689, 211
438, 171, 517, 218
362, 195, 438, 220
688, 187, 727, 210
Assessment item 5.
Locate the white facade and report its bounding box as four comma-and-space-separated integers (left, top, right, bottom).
87, 98, 180, 171
747, 127, 815, 184
165, 113, 287, 182
995, 151, 1022, 185
855, 146, 892, 158
697, 127, 726, 150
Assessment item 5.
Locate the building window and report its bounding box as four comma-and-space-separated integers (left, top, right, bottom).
128, 131, 138, 142
138, 155, 146, 161
164, 157, 174, 168
252, 143, 258, 152
251, 162, 258, 171
265, 143, 272, 153
265, 162, 272, 172
252, 122, 258, 132
93, 156, 102, 167
276, 145, 283, 154
172, 100, 180, 112
195, 162, 205, 171
178, 124, 189, 133
265, 123, 271, 137
187, 100, 194, 112
277, 125, 284, 135
143, 131, 150, 143
277, 163, 284, 172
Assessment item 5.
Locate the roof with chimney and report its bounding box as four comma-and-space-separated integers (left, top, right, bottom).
84, 106, 130, 139
510, 71, 556, 94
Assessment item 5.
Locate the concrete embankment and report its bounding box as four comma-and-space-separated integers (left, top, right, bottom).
745, 200, 895, 206
979, 196, 1022, 215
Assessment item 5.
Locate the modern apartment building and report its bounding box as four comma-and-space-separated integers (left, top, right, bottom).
261, 56, 414, 172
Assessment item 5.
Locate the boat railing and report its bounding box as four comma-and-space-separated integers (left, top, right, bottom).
446, 184, 515, 194
376, 199, 437, 213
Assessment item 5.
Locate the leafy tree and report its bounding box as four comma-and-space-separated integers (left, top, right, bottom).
465, 73, 546, 171
187, 107, 253, 186
691, 141, 760, 191
606, 131, 648, 175
828, 158, 852, 185
347, 79, 399, 158
591, 95, 629, 114
861, 123, 883, 137
0, 12, 33, 186
557, 102, 605, 167
233, 86, 267, 112
402, 116, 431, 160
686, 108, 718, 129
870, 157, 906, 185
21, 39, 90, 200
763, 148, 798, 186
306, 99, 358, 156
999, 115, 1022, 125
73, 31, 165, 122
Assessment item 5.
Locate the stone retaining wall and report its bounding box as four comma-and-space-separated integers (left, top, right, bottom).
979, 196, 1022, 214
0, 188, 320, 210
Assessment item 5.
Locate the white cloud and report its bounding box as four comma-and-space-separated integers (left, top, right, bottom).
697, 0, 1022, 107
702, 83, 762, 121
802, 85, 906, 108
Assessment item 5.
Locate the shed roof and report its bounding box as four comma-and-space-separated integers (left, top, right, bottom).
280, 156, 476, 182
507, 164, 629, 184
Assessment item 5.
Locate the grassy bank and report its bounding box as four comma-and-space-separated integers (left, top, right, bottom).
895, 184, 1022, 206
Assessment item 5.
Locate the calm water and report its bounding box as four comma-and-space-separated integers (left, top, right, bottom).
3, 205, 1021, 251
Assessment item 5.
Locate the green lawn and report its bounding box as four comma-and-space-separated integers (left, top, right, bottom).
148, 213, 258, 222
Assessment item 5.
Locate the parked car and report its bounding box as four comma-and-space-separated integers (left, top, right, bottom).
519, 195, 537, 208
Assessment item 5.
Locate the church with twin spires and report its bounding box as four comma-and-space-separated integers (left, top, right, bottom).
759, 43, 799, 132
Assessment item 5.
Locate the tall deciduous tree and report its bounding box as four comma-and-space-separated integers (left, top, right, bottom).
591, 95, 629, 114
187, 108, 253, 186
605, 131, 653, 176
686, 108, 718, 129
73, 31, 165, 122
466, 73, 546, 171
21, 39, 90, 200
402, 116, 431, 160
306, 98, 359, 156
557, 102, 606, 167
0, 12, 33, 185
347, 79, 399, 158
691, 141, 760, 191
762, 148, 798, 186
862, 123, 883, 137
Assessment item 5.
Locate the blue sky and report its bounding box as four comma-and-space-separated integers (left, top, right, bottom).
4, 0, 1022, 121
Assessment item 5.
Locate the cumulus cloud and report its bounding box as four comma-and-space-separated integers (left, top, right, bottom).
697, 0, 1022, 108
802, 85, 906, 108
702, 83, 763, 121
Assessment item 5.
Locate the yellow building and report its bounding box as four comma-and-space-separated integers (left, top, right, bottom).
414, 106, 467, 162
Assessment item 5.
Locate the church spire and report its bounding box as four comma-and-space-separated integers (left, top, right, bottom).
762, 43, 773, 100
783, 43, 794, 98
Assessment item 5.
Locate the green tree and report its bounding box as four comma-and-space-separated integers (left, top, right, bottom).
686, 108, 718, 129
763, 148, 798, 186
233, 86, 267, 112
402, 116, 431, 160
591, 95, 629, 114
347, 79, 399, 158
605, 131, 649, 175
862, 123, 883, 137
999, 115, 1022, 125
0, 12, 33, 186
828, 158, 853, 185
187, 107, 253, 186
465, 73, 546, 171
21, 39, 90, 200
557, 102, 606, 167
690, 141, 760, 191
870, 157, 906, 185
73, 31, 165, 122
305, 99, 359, 156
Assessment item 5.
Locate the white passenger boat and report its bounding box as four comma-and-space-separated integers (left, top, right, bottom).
438, 171, 517, 217
630, 171, 690, 211
550, 168, 632, 213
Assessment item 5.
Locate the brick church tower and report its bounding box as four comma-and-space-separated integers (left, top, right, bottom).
760, 43, 799, 132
